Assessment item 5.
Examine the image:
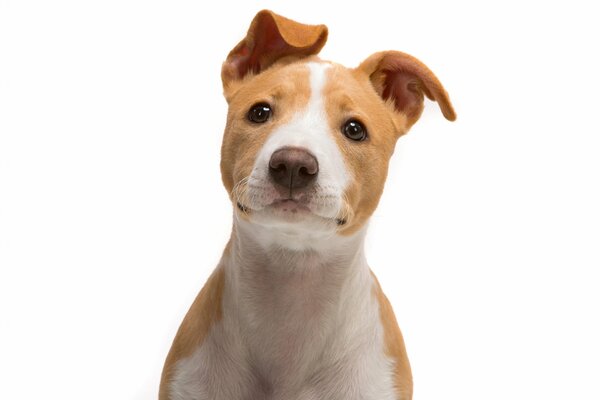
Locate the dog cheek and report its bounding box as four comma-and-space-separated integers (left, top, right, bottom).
223, 122, 272, 198
220, 152, 235, 196
342, 148, 391, 233
232, 151, 256, 187
220, 120, 252, 197
361, 144, 393, 212
362, 168, 387, 214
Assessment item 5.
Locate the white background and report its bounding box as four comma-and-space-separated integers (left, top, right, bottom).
1, 1, 599, 399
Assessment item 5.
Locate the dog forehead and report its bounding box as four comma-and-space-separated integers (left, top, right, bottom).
230, 59, 360, 107
226, 61, 312, 107
258, 61, 340, 155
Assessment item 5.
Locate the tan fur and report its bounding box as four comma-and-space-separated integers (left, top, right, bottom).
372, 272, 413, 399
159, 265, 226, 399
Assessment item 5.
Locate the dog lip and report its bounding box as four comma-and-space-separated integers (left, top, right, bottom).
236, 199, 308, 213
273, 198, 301, 204
236, 198, 344, 225
270, 198, 310, 212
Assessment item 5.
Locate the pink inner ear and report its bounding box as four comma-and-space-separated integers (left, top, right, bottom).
382, 70, 428, 118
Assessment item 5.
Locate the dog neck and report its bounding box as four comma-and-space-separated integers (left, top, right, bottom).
228, 216, 368, 279
220, 217, 377, 382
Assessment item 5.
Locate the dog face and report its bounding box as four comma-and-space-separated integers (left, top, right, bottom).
220, 10, 455, 240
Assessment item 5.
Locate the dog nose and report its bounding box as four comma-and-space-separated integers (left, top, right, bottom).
269, 147, 319, 190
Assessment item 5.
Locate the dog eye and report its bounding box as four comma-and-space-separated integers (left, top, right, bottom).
342, 119, 367, 141
248, 103, 272, 123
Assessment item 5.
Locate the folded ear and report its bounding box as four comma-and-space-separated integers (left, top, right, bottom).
222, 10, 328, 89
357, 51, 456, 128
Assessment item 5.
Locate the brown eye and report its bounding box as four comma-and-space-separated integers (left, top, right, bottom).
342, 119, 367, 141
248, 103, 272, 123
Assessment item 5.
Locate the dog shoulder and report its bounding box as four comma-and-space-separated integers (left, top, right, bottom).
159, 266, 226, 399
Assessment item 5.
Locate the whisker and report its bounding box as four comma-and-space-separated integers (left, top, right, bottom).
336, 193, 352, 226
232, 176, 251, 220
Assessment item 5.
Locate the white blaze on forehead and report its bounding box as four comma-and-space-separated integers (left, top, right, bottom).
253, 62, 349, 192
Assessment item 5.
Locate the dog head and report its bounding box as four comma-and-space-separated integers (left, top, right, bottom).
219, 10, 455, 245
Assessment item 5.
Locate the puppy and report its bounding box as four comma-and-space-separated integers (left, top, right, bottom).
160, 10, 455, 400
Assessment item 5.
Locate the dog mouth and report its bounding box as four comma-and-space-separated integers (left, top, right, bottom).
237, 198, 310, 215
237, 199, 347, 226
234, 176, 348, 226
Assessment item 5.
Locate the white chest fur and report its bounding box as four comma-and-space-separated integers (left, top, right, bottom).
168, 225, 399, 400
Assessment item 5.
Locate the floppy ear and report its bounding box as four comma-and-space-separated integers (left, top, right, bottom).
357, 51, 456, 128
222, 10, 328, 89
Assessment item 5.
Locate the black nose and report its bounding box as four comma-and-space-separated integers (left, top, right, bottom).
268, 147, 319, 191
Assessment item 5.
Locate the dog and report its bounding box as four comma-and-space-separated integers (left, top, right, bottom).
159, 10, 455, 400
